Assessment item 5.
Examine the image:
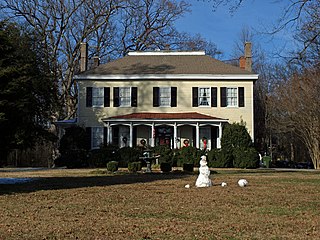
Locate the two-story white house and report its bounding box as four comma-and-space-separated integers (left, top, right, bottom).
73, 43, 258, 150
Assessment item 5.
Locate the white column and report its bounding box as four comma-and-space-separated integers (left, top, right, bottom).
196, 123, 200, 148
173, 122, 177, 149
107, 122, 111, 144
217, 123, 222, 148
151, 123, 155, 147
129, 122, 133, 147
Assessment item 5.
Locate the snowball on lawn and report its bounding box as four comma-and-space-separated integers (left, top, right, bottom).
238, 179, 248, 187
185, 184, 190, 189
221, 182, 227, 187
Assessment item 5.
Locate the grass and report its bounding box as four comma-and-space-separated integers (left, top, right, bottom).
0, 168, 320, 239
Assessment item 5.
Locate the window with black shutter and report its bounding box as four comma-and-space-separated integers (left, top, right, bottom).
192, 87, 198, 107
211, 87, 217, 107
131, 87, 138, 107
113, 87, 119, 107
104, 87, 110, 107
220, 87, 227, 107
86, 87, 92, 107
238, 87, 245, 107
171, 87, 177, 107
153, 87, 160, 107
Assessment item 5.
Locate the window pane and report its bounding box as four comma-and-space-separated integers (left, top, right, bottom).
227, 87, 237, 106
92, 88, 104, 107
199, 87, 210, 106
159, 87, 171, 106
119, 87, 131, 106
92, 127, 103, 148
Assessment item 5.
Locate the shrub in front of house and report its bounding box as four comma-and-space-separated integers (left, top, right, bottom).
233, 147, 259, 169
118, 147, 141, 167
55, 149, 88, 168
128, 161, 142, 173
160, 162, 172, 172
177, 146, 203, 167
107, 161, 119, 172
207, 149, 234, 168
152, 145, 174, 166
88, 144, 119, 168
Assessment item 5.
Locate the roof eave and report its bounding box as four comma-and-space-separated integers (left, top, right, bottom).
75, 74, 259, 80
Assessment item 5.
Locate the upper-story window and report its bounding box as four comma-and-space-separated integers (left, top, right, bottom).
113, 87, 137, 107
199, 87, 210, 106
119, 87, 131, 106
159, 87, 171, 106
153, 87, 177, 107
192, 87, 217, 107
86, 87, 110, 107
226, 87, 237, 107
92, 88, 104, 107
220, 87, 245, 107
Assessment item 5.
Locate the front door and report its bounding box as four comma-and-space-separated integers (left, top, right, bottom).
156, 126, 173, 148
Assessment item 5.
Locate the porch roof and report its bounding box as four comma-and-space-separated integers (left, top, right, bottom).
103, 112, 228, 121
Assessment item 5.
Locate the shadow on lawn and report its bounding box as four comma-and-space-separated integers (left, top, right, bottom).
0, 172, 190, 195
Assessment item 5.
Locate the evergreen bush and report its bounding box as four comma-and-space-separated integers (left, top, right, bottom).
107, 161, 119, 172
207, 149, 233, 168
88, 144, 119, 168
128, 161, 142, 173
177, 146, 203, 167
118, 147, 140, 167
55, 149, 88, 168
233, 147, 259, 168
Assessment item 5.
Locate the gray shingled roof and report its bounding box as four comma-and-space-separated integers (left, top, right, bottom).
78, 52, 253, 76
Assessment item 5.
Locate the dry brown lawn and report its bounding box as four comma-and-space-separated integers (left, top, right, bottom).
0, 168, 319, 240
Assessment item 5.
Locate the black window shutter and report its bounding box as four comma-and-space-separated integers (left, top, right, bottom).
86, 87, 92, 107
192, 87, 198, 107
220, 87, 227, 107
113, 87, 119, 107
103, 127, 108, 145
171, 87, 177, 107
238, 87, 245, 107
104, 87, 110, 107
153, 87, 159, 107
211, 87, 217, 107
131, 87, 138, 107
85, 127, 92, 149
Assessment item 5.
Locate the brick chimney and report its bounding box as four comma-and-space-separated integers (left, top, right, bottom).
239, 42, 252, 72
244, 42, 252, 72
92, 56, 100, 68
80, 42, 88, 72
239, 56, 246, 70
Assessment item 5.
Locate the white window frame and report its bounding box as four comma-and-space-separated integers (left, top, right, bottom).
92, 87, 104, 107
159, 87, 171, 107
92, 127, 104, 149
226, 87, 238, 107
198, 87, 210, 107
119, 87, 131, 107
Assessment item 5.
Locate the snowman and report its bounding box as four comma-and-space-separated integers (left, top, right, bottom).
195, 155, 212, 187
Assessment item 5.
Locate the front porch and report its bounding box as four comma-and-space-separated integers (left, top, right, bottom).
102, 112, 228, 150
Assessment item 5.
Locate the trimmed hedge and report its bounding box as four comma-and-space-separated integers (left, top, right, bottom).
207, 149, 233, 168
128, 161, 142, 173
107, 161, 119, 172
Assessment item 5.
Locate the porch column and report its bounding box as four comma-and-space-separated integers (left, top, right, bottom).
217, 123, 222, 148
129, 122, 133, 147
151, 123, 155, 147
196, 123, 200, 148
107, 122, 111, 144
173, 122, 177, 149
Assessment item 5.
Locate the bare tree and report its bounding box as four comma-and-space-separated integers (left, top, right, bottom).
0, 0, 192, 119
269, 67, 320, 169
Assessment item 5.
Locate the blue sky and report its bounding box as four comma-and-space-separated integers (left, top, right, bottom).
175, 1, 297, 60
